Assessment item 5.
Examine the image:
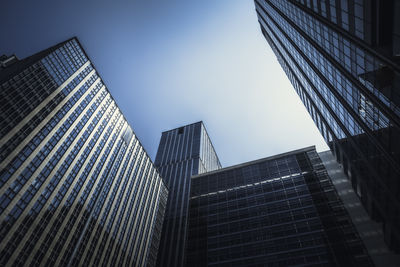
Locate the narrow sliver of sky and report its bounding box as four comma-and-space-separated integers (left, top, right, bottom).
1, 0, 329, 167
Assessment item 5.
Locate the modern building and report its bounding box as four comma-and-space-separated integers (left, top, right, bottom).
0, 37, 168, 267
319, 150, 400, 266
154, 121, 221, 267
254, 0, 400, 251
186, 146, 374, 266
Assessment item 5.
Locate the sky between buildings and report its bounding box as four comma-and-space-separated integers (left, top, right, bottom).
1, 0, 328, 167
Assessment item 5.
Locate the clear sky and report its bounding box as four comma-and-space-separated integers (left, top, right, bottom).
1, 0, 328, 167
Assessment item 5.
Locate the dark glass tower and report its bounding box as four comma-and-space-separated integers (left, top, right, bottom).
255, 0, 400, 251
155, 121, 221, 267
187, 146, 373, 266
0, 38, 168, 267
319, 150, 400, 266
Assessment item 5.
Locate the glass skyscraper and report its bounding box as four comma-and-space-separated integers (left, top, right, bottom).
0, 38, 168, 267
319, 150, 400, 266
255, 0, 400, 252
154, 121, 221, 267
187, 146, 373, 266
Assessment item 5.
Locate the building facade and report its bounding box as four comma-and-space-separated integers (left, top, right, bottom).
255, 0, 400, 251
154, 122, 221, 267
0, 38, 168, 267
319, 150, 400, 266
187, 146, 373, 266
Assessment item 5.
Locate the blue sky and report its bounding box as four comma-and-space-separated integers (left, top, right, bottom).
1, 0, 328, 166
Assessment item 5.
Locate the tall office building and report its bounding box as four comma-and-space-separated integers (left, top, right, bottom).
154, 122, 221, 267
187, 146, 374, 266
255, 0, 400, 251
0, 38, 168, 267
319, 150, 400, 266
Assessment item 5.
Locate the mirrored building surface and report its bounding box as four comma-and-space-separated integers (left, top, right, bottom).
255, 0, 400, 252
0, 38, 168, 267
187, 147, 373, 266
154, 121, 221, 267
319, 150, 400, 266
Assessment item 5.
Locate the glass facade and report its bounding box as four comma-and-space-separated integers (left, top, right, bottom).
255, 0, 400, 252
319, 150, 400, 266
0, 38, 168, 267
187, 147, 373, 266
154, 121, 221, 267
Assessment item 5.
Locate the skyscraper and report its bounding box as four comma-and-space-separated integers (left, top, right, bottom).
155, 121, 221, 267
187, 146, 374, 266
0, 37, 168, 267
319, 150, 400, 266
255, 0, 400, 251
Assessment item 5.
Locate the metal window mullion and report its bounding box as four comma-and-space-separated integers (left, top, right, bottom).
82, 137, 138, 265
64, 128, 127, 267
140, 176, 163, 267
4, 92, 112, 265
286, 0, 400, 73
258, 8, 400, 221
169, 161, 186, 266
0, 73, 100, 185
43, 111, 124, 264
58, 117, 127, 267
163, 162, 180, 264
0, 80, 103, 205
0, 61, 91, 148
176, 159, 190, 267
78, 133, 137, 266
23, 98, 116, 266
104, 144, 144, 265
268, 0, 400, 129
257, 2, 400, 175
131, 170, 158, 267
121, 160, 151, 266
117, 150, 146, 266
